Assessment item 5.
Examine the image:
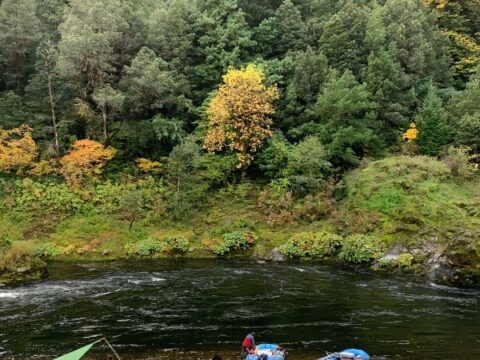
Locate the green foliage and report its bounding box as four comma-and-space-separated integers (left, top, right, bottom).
255, 0, 307, 58
212, 231, 256, 256
0, 0, 40, 91
283, 136, 331, 194
416, 86, 453, 156
165, 235, 190, 253
338, 234, 382, 263
257, 132, 292, 179
128, 237, 164, 256
455, 112, 480, 154
307, 70, 380, 168
12, 178, 84, 214
121, 47, 192, 118
442, 146, 478, 179
0, 91, 31, 129
319, 1, 369, 76
281, 231, 342, 258
397, 253, 414, 269
34, 242, 61, 257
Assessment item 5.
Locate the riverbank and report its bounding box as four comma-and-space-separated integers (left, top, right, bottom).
1, 156, 479, 286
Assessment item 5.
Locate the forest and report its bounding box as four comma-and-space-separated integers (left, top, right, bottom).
0, 0, 480, 284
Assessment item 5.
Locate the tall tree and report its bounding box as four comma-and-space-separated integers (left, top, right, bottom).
309, 70, 379, 168
319, 1, 370, 77
380, 0, 451, 87
416, 85, 453, 156
364, 4, 411, 145
423, 0, 480, 80
57, 0, 128, 93
121, 47, 192, 119
26, 40, 62, 156
57, 0, 128, 143
145, 0, 198, 74
0, 0, 41, 92
204, 64, 279, 170
282, 48, 329, 129
92, 84, 125, 146
255, 0, 307, 58
192, 0, 255, 102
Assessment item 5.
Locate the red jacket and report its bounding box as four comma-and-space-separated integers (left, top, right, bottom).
242, 334, 255, 349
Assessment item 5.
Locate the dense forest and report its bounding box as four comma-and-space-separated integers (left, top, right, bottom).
1, 0, 480, 284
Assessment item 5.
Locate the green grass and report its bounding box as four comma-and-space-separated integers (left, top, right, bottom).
1, 156, 480, 284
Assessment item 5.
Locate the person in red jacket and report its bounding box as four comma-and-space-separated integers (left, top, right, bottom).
242, 332, 256, 356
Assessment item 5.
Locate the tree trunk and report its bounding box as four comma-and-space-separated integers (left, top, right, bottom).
46, 70, 60, 157
102, 105, 110, 147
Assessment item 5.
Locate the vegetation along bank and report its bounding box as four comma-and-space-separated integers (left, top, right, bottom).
0, 0, 479, 285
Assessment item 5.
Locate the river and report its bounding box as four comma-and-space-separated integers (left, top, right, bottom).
0, 260, 479, 359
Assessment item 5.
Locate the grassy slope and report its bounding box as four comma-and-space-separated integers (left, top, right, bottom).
1, 156, 479, 283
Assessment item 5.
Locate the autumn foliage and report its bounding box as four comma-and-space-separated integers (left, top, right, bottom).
136, 158, 163, 173
204, 64, 279, 169
0, 125, 37, 173
403, 123, 418, 142
60, 139, 116, 186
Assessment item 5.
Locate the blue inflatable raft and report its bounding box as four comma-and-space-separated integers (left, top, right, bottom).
246, 343, 285, 360
318, 348, 369, 360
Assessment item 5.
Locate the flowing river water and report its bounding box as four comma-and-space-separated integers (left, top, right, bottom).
0, 260, 479, 360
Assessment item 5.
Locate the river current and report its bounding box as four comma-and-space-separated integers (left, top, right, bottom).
0, 260, 479, 359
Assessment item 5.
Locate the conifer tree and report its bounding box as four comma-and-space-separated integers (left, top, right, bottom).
416, 86, 453, 156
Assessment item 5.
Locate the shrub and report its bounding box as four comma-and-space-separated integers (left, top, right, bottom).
34, 242, 62, 257
60, 139, 116, 186
338, 234, 383, 263
442, 146, 478, 179
212, 231, 256, 256
128, 237, 164, 256
165, 235, 190, 253
12, 178, 84, 214
0, 125, 37, 173
281, 232, 343, 258
397, 253, 415, 268
0, 240, 34, 272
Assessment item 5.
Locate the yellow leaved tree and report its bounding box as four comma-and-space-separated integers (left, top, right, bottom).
60, 139, 116, 186
204, 64, 279, 170
0, 125, 37, 173
403, 122, 418, 142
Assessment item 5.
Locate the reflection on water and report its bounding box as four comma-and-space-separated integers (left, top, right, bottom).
0, 260, 479, 359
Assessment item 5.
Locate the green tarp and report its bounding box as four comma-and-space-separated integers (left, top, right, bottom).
53, 339, 101, 360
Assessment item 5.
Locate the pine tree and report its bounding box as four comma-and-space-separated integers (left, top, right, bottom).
380, 0, 451, 86
0, 0, 40, 92
310, 70, 380, 168
416, 86, 453, 156
191, 0, 255, 102
364, 5, 411, 145
255, 0, 307, 58
121, 47, 192, 119
319, 1, 370, 77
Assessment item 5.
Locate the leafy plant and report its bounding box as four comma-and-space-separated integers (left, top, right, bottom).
128, 237, 164, 256
165, 235, 190, 253
338, 234, 383, 263
281, 231, 343, 258
212, 231, 256, 256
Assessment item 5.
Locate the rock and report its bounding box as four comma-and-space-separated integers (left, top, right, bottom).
0, 258, 48, 285
377, 245, 409, 264
17, 266, 31, 273
263, 247, 285, 262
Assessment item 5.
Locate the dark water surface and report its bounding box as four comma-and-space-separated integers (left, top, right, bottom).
0, 260, 479, 359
